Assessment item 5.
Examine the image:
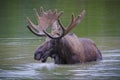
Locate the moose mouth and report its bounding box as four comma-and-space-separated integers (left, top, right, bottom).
34, 52, 51, 63
34, 52, 58, 63
34, 55, 48, 63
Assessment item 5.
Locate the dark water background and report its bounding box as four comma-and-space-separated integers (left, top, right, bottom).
0, 0, 120, 80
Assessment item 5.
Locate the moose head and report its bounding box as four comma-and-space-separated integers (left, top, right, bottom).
27, 7, 102, 64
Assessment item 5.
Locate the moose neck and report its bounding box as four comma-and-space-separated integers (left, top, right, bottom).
52, 33, 82, 64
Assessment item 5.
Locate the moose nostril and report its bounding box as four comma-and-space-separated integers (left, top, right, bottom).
34, 50, 44, 60
34, 53, 42, 60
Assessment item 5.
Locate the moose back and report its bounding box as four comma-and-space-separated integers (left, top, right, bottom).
27, 7, 102, 64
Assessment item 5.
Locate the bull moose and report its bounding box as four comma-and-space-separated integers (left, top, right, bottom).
27, 7, 102, 64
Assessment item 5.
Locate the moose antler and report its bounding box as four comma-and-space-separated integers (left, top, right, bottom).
43, 10, 86, 39
27, 7, 63, 36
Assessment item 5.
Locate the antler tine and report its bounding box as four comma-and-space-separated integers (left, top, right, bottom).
58, 11, 64, 19
58, 19, 65, 31
64, 13, 75, 35
76, 10, 86, 23
53, 9, 62, 18
27, 17, 46, 36
27, 25, 46, 37
27, 17, 37, 31
40, 7, 45, 16
64, 10, 86, 35
53, 9, 57, 15
33, 8, 40, 21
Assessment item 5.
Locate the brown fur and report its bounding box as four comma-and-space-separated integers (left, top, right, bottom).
34, 33, 102, 64
55, 33, 102, 64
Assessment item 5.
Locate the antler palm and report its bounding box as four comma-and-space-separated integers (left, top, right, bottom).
27, 7, 63, 36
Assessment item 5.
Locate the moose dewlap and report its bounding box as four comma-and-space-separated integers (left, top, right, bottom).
27, 7, 102, 64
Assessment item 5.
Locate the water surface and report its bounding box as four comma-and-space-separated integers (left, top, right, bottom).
0, 37, 120, 80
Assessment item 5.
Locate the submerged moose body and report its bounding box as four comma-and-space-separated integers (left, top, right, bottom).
27, 7, 102, 64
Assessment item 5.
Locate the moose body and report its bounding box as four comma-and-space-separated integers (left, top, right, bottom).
27, 7, 102, 64
34, 33, 102, 64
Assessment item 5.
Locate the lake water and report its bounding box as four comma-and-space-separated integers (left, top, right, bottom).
0, 37, 120, 80
0, 0, 120, 80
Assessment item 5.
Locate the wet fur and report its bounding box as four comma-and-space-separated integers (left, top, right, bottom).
34, 33, 102, 64
52, 33, 102, 64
